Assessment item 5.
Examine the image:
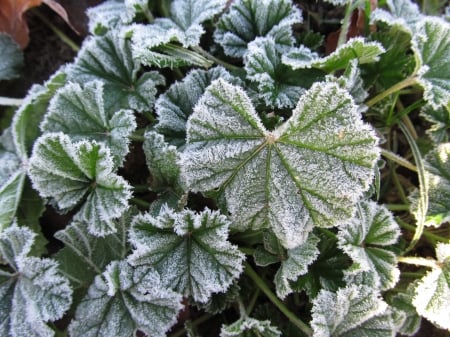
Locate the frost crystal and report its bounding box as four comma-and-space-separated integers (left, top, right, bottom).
221, 317, 281, 337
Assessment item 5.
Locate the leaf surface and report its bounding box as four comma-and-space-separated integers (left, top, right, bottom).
420, 103, 450, 143
0, 33, 23, 80
220, 317, 281, 337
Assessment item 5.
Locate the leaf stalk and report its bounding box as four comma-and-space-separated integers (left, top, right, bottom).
366, 76, 419, 107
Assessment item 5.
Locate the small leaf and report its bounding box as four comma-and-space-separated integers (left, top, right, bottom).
181, 79, 379, 248
389, 283, 421, 336
412, 17, 450, 109
420, 103, 450, 143
69, 260, 182, 337
338, 201, 400, 290
198, 282, 240, 314
128, 206, 245, 303
214, 0, 302, 58
0, 33, 23, 80
370, 0, 422, 33
86, 0, 125, 35
41, 80, 136, 168
311, 285, 395, 337
28, 133, 132, 236
69, 30, 165, 112
220, 317, 281, 337
413, 243, 450, 330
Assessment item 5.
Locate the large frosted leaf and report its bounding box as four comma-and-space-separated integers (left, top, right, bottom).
69, 30, 165, 112
412, 18, 450, 109
283, 37, 385, 72
87, 0, 125, 34
390, 283, 421, 336
128, 206, 245, 303
220, 317, 281, 337
420, 103, 450, 143
41, 81, 136, 168
370, 0, 422, 33
0, 225, 72, 337
337, 201, 400, 290
214, 0, 302, 58
0, 33, 23, 80
69, 260, 182, 337
311, 285, 395, 337
181, 79, 379, 248
413, 243, 450, 330
245, 37, 324, 109
28, 133, 132, 236
155, 66, 237, 145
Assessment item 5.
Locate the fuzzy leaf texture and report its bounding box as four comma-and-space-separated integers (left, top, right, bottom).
370, 0, 422, 33
214, 0, 302, 58
412, 243, 450, 330
181, 79, 379, 249
68, 30, 165, 112
128, 207, 245, 303
69, 260, 182, 337
28, 133, 131, 236
412, 17, 450, 109
0, 33, 23, 80
311, 285, 395, 337
420, 103, 450, 143
220, 317, 281, 337
0, 224, 72, 337
390, 283, 421, 336
337, 201, 401, 290
86, 0, 125, 34
41, 80, 136, 168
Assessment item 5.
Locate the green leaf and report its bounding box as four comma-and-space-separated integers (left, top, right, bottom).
337, 201, 400, 290
0, 224, 72, 337
420, 103, 450, 143
370, 0, 422, 33
220, 317, 281, 337
197, 281, 240, 314
181, 79, 379, 248
245, 37, 324, 109
214, 0, 302, 58
413, 243, 450, 330
41, 80, 136, 168
155, 66, 238, 146
28, 133, 132, 236
389, 283, 421, 336
412, 17, 450, 109
69, 31, 165, 112
283, 37, 385, 72
87, 0, 125, 35
410, 143, 450, 227
128, 207, 245, 303
311, 285, 395, 337
0, 33, 23, 80
68, 260, 182, 337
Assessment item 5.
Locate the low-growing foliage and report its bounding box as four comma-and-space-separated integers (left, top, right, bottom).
0, 0, 449, 336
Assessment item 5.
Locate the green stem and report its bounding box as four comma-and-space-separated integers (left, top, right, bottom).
381, 149, 417, 172
246, 288, 261, 316
398, 256, 438, 269
392, 170, 408, 204
244, 262, 313, 336
337, 0, 355, 47
130, 197, 151, 208
397, 218, 449, 243
386, 204, 410, 211
129, 134, 145, 142
33, 10, 80, 51
168, 313, 213, 337
0, 97, 23, 106
239, 247, 255, 256
191, 46, 243, 73
143, 111, 156, 123
401, 271, 426, 278
366, 76, 418, 107
133, 184, 151, 193
319, 228, 338, 240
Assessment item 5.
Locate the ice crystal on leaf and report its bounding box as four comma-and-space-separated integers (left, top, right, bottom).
181, 79, 379, 248
0, 224, 72, 337
28, 133, 131, 236
68, 260, 182, 337
371, 0, 422, 33
0, 33, 23, 81
214, 0, 302, 58
128, 206, 245, 303
220, 317, 281, 337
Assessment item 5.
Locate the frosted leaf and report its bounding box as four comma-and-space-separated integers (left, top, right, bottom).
198, 282, 240, 314
143, 130, 182, 192
0, 33, 23, 80
412, 18, 450, 109
28, 133, 131, 236
0, 171, 26, 232
220, 317, 281, 337
181, 79, 379, 248
420, 103, 450, 143
410, 143, 450, 227
244, 37, 324, 109
87, 0, 124, 35
214, 0, 302, 58
322, 0, 348, 5
41, 81, 136, 168
0, 225, 73, 337
122, 0, 150, 24
128, 207, 245, 303
275, 233, 320, 299
283, 37, 385, 72
156, 66, 238, 145
69, 260, 182, 337
413, 243, 450, 330
311, 285, 395, 337
390, 283, 421, 336
69, 30, 165, 112
338, 201, 400, 290
370, 0, 422, 33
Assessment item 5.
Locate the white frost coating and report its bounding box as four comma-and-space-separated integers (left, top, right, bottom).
322, 0, 348, 5
0, 33, 23, 81
122, 0, 149, 23
221, 317, 281, 337
370, 0, 422, 33
214, 0, 302, 58
338, 201, 400, 290
69, 260, 182, 337
87, 0, 124, 34
0, 223, 36, 269
128, 207, 245, 303
311, 285, 395, 337
411, 17, 450, 109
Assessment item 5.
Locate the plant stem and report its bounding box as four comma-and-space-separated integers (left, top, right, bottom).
401, 271, 426, 278
239, 247, 255, 256
396, 218, 449, 243
319, 228, 338, 240
191, 46, 243, 73
386, 204, 410, 211
398, 256, 438, 269
381, 149, 417, 172
246, 288, 261, 316
337, 0, 355, 47
168, 313, 213, 337
244, 262, 313, 336
130, 197, 150, 208
366, 76, 418, 107
129, 134, 145, 141
133, 184, 151, 193
0, 97, 23, 106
